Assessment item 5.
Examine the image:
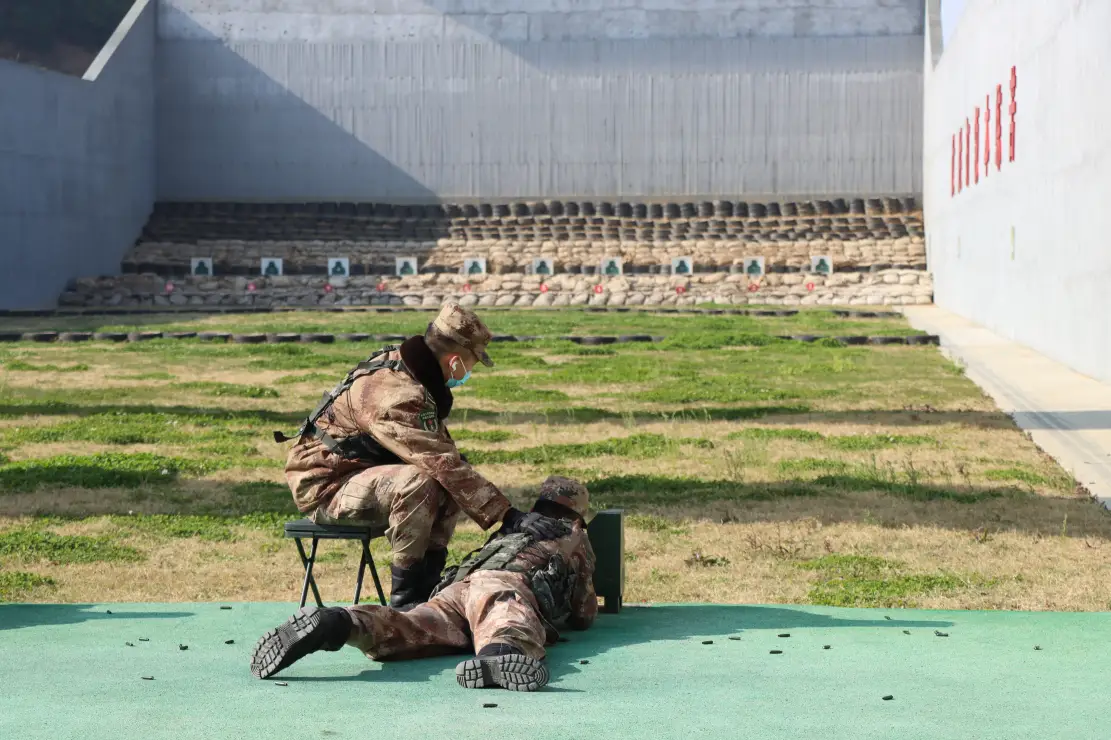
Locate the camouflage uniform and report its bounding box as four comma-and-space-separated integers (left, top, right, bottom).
344, 515, 597, 661
250, 477, 596, 690
283, 303, 509, 569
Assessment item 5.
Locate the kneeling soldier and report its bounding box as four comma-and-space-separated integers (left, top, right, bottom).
251, 476, 596, 691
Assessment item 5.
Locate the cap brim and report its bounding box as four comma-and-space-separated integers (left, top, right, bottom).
477, 347, 494, 367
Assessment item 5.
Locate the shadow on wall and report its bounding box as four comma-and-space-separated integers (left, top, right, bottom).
156, 11, 440, 204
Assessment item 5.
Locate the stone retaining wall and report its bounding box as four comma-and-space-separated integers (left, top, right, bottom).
62, 269, 933, 308
125, 199, 925, 274
60, 199, 932, 307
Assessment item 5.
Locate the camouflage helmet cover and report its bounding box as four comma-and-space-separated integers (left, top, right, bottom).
535, 475, 589, 520
430, 301, 494, 367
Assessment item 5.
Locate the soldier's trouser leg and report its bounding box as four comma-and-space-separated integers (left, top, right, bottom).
464, 571, 548, 661
314, 464, 460, 568
344, 582, 471, 661
454, 571, 550, 691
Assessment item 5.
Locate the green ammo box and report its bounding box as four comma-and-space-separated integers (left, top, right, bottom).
587, 509, 624, 614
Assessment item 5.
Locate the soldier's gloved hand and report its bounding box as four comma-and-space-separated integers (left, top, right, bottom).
502, 507, 571, 541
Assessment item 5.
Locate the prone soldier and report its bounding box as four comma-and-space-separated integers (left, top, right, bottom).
277, 302, 568, 610
251, 476, 597, 691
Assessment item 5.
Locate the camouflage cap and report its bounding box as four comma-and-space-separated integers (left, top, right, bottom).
536, 475, 589, 520
431, 301, 494, 367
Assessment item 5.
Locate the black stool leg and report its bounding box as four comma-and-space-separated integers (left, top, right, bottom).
353, 538, 368, 606
295, 537, 323, 609
365, 541, 387, 606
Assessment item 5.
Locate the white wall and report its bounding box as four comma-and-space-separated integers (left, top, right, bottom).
0, 0, 156, 309
924, 0, 1111, 384
156, 0, 925, 202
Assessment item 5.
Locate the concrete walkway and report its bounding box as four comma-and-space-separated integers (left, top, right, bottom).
902, 306, 1111, 507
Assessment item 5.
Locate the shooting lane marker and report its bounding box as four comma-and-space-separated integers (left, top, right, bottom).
593, 285, 604, 295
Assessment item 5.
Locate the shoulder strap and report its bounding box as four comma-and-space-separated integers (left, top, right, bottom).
272, 345, 401, 443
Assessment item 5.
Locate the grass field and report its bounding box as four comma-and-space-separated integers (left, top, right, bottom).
1, 308, 1108, 611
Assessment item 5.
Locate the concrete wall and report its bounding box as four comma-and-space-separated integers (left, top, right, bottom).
0, 0, 156, 309
157, 0, 925, 202
924, 0, 1111, 384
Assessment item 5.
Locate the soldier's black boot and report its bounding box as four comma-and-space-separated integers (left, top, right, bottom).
390, 549, 449, 612
389, 563, 428, 612
455, 643, 550, 692
250, 606, 352, 679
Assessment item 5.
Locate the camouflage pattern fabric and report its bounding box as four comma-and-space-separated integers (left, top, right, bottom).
285, 346, 511, 564
311, 464, 462, 567
344, 519, 598, 660
431, 301, 495, 367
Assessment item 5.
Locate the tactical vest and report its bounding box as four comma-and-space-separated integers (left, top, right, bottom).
432, 530, 577, 626
433, 532, 533, 596
272, 345, 407, 464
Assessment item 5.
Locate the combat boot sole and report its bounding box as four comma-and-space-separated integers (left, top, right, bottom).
455, 654, 550, 692
250, 606, 345, 679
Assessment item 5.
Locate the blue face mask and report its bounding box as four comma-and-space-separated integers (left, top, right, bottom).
446, 370, 471, 389
446, 358, 471, 389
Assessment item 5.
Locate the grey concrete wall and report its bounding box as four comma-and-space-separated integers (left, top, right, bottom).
0, 0, 156, 309
924, 0, 1111, 384
157, 0, 924, 202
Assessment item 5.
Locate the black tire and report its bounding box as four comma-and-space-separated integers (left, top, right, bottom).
299, 334, 335, 344
835, 336, 869, 345
752, 311, 778, 317
93, 332, 128, 342
339, 333, 371, 342
578, 336, 617, 346
490, 335, 519, 343
905, 334, 941, 345
267, 333, 300, 343
0, 332, 22, 342
617, 335, 653, 343
867, 336, 904, 345
232, 334, 267, 344
167, 332, 198, 340
58, 332, 92, 342
775, 310, 798, 317
22, 332, 58, 342
127, 331, 163, 341
198, 332, 231, 342
831, 310, 851, 317
791, 335, 820, 343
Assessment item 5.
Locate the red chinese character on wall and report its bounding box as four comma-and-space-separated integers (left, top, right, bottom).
951, 133, 956, 197
958, 124, 964, 192
995, 85, 1003, 171
965, 117, 971, 187
1009, 66, 1017, 162
974, 107, 981, 184
984, 94, 991, 177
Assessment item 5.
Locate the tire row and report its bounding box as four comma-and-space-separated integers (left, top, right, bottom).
0, 306, 901, 319
0, 331, 938, 346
